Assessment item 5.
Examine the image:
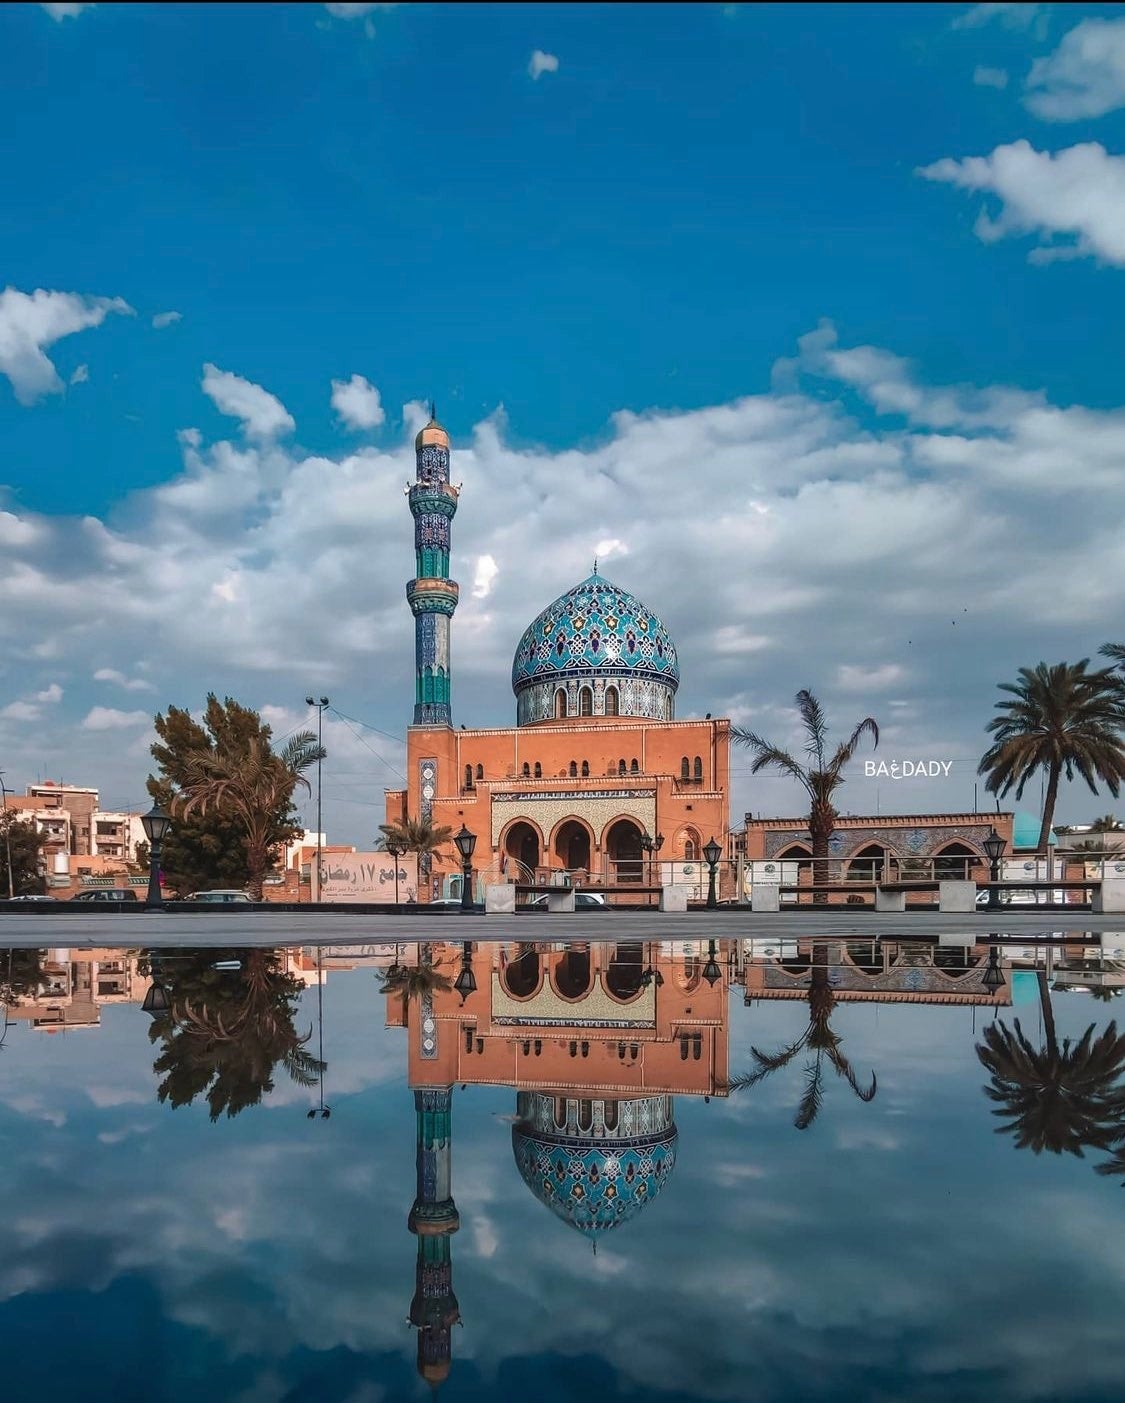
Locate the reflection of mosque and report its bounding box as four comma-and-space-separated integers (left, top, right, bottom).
388, 939, 730, 1387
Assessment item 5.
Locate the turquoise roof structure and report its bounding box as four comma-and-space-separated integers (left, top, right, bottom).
1012, 811, 1058, 848
511, 571, 680, 695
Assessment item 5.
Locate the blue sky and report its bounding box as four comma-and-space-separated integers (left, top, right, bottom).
3, 2, 1125, 841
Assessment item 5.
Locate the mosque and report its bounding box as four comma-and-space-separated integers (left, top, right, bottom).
383, 410, 731, 900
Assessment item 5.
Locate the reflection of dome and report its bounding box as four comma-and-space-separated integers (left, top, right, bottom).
511, 572, 679, 726
511, 1092, 678, 1240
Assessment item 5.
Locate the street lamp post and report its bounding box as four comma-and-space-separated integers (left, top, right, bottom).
0, 770, 13, 899
454, 825, 477, 913
140, 803, 173, 910
386, 839, 404, 908
703, 835, 722, 910
982, 827, 1005, 911
306, 696, 329, 902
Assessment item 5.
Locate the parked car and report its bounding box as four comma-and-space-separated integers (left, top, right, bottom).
8, 893, 59, 903
427, 897, 472, 911
186, 889, 256, 904
527, 891, 609, 909
71, 888, 139, 903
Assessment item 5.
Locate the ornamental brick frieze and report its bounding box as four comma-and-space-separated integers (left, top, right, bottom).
763, 822, 995, 860
491, 972, 656, 1026
491, 790, 656, 847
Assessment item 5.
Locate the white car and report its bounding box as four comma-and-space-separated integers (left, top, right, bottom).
186, 889, 256, 904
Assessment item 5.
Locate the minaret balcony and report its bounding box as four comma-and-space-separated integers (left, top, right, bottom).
408, 579, 459, 616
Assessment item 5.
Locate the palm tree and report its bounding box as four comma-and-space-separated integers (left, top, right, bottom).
1099, 642, 1125, 674
378, 810, 455, 870
378, 942, 453, 1015
1089, 814, 1124, 832
978, 660, 1125, 856
1095, 1137, 1125, 1185
726, 945, 877, 1129
733, 690, 878, 900
179, 731, 324, 899
977, 971, 1125, 1158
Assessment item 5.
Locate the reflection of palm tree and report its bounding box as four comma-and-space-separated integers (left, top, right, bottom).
148, 948, 324, 1120
379, 943, 453, 1014
727, 945, 877, 1129
1095, 1138, 1125, 1185
977, 972, 1125, 1157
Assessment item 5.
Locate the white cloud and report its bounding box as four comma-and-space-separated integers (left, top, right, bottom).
69, 362, 89, 385
40, 2, 95, 18
0, 701, 41, 723
472, 554, 499, 600
973, 66, 1009, 90
152, 310, 182, 329
952, 3, 1046, 33
529, 49, 560, 81
80, 707, 153, 731
1026, 18, 1125, 121
331, 373, 385, 430
0, 511, 40, 547
324, 2, 394, 37
836, 664, 907, 693
918, 140, 1125, 266
94, 668, 157, 693
35, 683, 63, 703
201, 363, 295, 440
0, 287, 131, 405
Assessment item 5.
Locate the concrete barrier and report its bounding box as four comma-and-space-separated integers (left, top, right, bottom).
751, 883, 780, 913
1101, 928, 1125, 955
939, 880, 976, 913
1093, 879, 1125, 914
545, 888, 576, 913
875, 887, 906, 912
484, 884, 516, 914
659, 884, 692, 912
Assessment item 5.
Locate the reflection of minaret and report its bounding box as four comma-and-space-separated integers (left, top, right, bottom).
408, 1086, 460, 1387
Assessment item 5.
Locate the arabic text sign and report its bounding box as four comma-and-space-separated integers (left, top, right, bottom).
318, 853, 418, 903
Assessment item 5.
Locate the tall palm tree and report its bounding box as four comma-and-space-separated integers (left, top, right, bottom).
1089, 814, 1123, 832
977, 971, 1125, 1158
978, 660, 1125, 856
378, 810, 455, 869
180, 731, 324, 899
733, 690, 878, 899
1095, 1136, 1125, 1185
726, 945, 877, 1129
1099, 642, 1125, 674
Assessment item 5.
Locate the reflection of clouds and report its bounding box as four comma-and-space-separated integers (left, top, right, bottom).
1, 962, 1124, 1402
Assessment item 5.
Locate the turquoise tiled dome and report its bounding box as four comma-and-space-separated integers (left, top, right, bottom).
511, 572, 679, 725
511, 1094, 678, 1240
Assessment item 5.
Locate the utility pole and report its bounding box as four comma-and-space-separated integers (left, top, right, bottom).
0, 770, 14, 899
306, 697, 329, 903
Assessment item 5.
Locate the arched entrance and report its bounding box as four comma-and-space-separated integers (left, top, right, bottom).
606, 942, 645, 999
934, 842, 979, 881
606, 818, 644, 884
553, 819, 591, 874
505, 821, 541, 875
553, 947, 592, 999
848, 843, 891, 883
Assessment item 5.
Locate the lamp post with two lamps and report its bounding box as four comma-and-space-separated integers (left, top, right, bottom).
640, 830, 664, 888
385, 839, 404, 908
703, 836, 722, 910
141, 802, 173, 910
454, 825, 476, 913
982, 827, 1005, 911
305, 697, 329, 902
0, 769, 14, 900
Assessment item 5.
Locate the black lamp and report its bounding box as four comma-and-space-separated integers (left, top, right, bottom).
141, 979, 170, 1017
454, 825, 477, 913
703, 835, 722, 910
701, 939, 722, 987
385, 838, 404, 907
982, 946, 1006, 995
454, 941, 477, 1003
140, 802, 173, 910
982, 827, 1005, 910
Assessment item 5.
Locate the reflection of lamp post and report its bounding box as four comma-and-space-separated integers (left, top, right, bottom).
141, 976, 170, 1017
983, 827, 1005, 911
703, 835, 722, 910
454, 941, 477, 1004
454, 825, 476, 913
386, 839, 404, 907
982, 946, 1006, 996
701, 939, 722, 987
141, 803, 173, 910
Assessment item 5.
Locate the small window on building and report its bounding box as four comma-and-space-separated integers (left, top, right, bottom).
521, 762, 530, 777
464, 764, 474, 790
534, 762, 542, 778
579, 686, 593, 716
605, 686, 619, 716
581, 760, 589, 777
476, 763, 484, 781
569, 761, 578, 778
681, 757, 690, 780
694, 756, 703, 782
685, 839, 697, 861
555, 689, 567, 719
630, 758, 639, 774
618, 759, 627, 776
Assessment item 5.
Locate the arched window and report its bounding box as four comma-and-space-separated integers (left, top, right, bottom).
569, 761, 578, 778
605, 686, 619, 717
464, 764, 473, 791
534, 762, 542, 778
555, 688, 567, 719
581, 760, 589, 777
681, 757, 690, 780
630, 758, 639, 774
693, 756, 703, 782
579, 686, 593, 717
475, 763, 484, 781
619, 759, 627, 776
684, 839, 696, 861
521, 762, 530, 777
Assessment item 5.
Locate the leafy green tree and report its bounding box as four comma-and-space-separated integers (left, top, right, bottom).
0, 948, 45, 1005
0, 813, 46, 897
148, 695, 318, 897
978, 660, 1125, 856
726, 944, 877, 1129
732, 690, 878, 901
146, 948, 323, 1120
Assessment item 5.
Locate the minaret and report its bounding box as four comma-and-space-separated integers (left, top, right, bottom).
408, 1086, 461, 1388
407, 408, 459, 727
